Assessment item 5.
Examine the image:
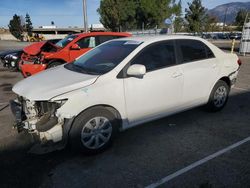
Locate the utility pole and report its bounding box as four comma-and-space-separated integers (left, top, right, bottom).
83, 0, 88, 32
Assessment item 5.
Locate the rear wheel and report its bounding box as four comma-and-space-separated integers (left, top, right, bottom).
69, 107, 119, 154
206, 80, 230, 112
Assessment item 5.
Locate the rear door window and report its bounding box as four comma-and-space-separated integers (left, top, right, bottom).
177, 39, 209, 63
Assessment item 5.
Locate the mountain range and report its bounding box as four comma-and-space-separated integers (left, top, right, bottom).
208, 2, 250, 24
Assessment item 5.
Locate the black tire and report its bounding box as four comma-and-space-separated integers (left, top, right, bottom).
206, 80, 230, 112
69, 107, 119, 154
11, 60, 20, 72
16, 59, 22, 71
47, 61, 63, 69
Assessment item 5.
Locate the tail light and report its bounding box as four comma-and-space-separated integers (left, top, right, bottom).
237, 59, 242, 66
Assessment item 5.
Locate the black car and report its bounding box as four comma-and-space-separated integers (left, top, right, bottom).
0, 49, 23, 70
217, 33, 230, 40
0, 39, 61, 71
206, 33, 229, 40
229, 33, 242, 40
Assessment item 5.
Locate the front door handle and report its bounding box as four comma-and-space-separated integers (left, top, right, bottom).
172, 72, 183, 78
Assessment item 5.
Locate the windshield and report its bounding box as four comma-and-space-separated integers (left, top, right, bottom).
55, 35, 78, 48
65, 40, 142, 75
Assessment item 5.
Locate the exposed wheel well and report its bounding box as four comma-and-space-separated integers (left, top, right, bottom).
65, 105, 122, 146
219, 77, 231, 87
76, 105, 122, 128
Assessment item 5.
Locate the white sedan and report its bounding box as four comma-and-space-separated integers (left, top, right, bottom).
11, 35, 240, 153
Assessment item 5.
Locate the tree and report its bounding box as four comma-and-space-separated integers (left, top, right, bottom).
98, 0, 182, 31
98, 0, 137, 31
135, 0, 182, 29
203, 15, 219, 32
174, 16, 185, 32
8, 14, 24, 41
25, 13, 33, 37
136, 0, 169, 29
172, 0, 184, 32
185, 0, 207, 33
235, 9, 248, 30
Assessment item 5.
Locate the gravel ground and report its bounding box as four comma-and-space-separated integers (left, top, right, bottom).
0, 40, 249, 188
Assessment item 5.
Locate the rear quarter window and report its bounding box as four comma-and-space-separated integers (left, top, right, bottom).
205, 44, 215, 59
177, 39, 214, 63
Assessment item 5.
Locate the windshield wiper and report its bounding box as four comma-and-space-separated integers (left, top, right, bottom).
71, 63, 100, 75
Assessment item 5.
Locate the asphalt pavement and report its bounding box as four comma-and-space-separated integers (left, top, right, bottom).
0, 40, 249, 188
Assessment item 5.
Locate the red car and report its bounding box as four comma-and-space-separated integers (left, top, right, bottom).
20, 32, 131, 77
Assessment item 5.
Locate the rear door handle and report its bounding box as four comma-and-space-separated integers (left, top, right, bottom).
172, 72, 183, 78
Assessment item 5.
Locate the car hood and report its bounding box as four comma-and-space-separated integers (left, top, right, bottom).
23, 41, 59, 56
13, 65, 99, 101
23, 41, 46, 55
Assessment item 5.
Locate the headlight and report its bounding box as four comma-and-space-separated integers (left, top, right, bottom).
36, 99, 68, 115
11, 55, 18, 60
54, 99, 68, 107
5, 54, 18, 60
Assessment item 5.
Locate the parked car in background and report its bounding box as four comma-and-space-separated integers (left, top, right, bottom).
20, 32, 131, 77
159, 28, 168, 34
229, 32, 242, 40
0, 39, 60, 71
202, 33, 230, 40
11, 35, 240, 154
216, 33, 230, 40
0, 49, 23, 70
201, 33, 212, 39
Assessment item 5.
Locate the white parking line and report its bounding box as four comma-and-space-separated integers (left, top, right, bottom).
145, 136, 250, 188
0, 103, 9, 111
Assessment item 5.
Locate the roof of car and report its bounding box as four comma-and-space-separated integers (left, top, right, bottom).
73, 32, 131, 37
114, 35, 206, 44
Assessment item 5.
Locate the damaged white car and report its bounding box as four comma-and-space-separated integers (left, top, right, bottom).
10, 36, 241, 153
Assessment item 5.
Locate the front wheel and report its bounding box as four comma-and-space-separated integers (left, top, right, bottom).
206, 80, 230, 112
69, 107, 119, 154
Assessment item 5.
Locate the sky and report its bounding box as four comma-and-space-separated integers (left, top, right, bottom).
0, 0, 249, 28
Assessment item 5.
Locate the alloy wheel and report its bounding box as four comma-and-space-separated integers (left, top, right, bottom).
213, 86, 227, 108
81, 116, 112, 149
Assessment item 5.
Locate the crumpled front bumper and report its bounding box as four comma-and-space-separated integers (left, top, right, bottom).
9, 99, 75, 153
9, 99, 26, 132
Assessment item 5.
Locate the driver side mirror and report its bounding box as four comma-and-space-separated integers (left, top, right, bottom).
127, 64, 146, 78
70, 43, 80, 50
